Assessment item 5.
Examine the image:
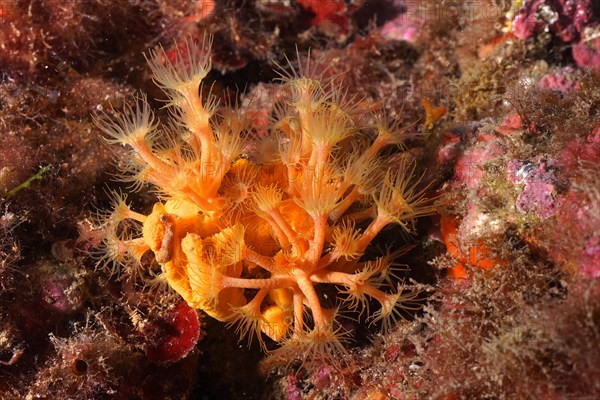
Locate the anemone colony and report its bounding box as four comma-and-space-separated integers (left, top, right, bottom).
94, 36, 433, 366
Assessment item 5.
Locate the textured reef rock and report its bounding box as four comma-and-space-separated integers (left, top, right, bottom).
0, 0, 599, 399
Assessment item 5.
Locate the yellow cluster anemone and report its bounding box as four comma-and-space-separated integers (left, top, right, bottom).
94, 36, 435, 367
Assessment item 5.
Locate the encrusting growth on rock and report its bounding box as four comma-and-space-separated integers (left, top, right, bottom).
93, 36, 434, 367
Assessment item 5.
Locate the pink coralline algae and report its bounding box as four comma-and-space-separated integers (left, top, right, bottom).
508, 160, 558, 219
286, 373, 303, 400
538, 66, 580, 94
557, 128, 600, 172
436, 128, 464, 165
573, 38, 600, 69
41, 272, 83, 315
581, 236, 600, 278
555, 186, 600, 278
513, 0, 593, 41
381, 3, 423, 43
551, 126, 600, 277
453, 133, 505, 190
512, 0, 600, 67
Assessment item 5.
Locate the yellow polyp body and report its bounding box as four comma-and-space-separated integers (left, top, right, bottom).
257, 163, 289, 190
161, 259, 192, 302
269, 288, 294, 310
163, 199, 215, 237
180, 233, 209, 305
260, 304, 292, 342
279, 200, 313, 240
181, 232, 245, 320
244, 215, 279, 257
142, 203, 175, 263
95, 36, 435, 365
